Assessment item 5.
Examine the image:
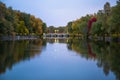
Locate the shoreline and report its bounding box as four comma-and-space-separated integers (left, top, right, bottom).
0, 36, 40, 41
1, 35, 120, 42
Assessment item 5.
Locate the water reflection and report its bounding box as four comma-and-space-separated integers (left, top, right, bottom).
0, 38, 120, 80
67, 38, 120, 80
0, 39, 46, 74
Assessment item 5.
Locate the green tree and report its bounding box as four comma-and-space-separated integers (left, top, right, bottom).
42, 23, 47, 33
109, 0, 120, 35
17, 21, 29, 35
67, 22, 73, 33
91, 21, 103, 36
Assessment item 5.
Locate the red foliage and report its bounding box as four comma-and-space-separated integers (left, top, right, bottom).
88, 18, 97, 33
88, 43, 96, 58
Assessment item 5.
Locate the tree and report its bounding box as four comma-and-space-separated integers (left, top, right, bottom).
0, 1, 46, 36
79, 21, 88, 35
67, 22, 73, 33
47, 26, 55, 33
109, 0, 120, 35
104, 2, 111, 16
42, 23, 47, 33
17, 21, 29, 35
91, 21, 103, 36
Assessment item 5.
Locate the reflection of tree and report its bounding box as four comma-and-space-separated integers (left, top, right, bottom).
91, 41, 111, 76
0, 39, 46, 74
67, 39, 73, 50
67, 39, 96, 60
91, 41, 120, 79
109, 42, 120, 80
67, 38, 120, 80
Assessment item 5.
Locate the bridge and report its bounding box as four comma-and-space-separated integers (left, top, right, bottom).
43, 33, 69, 38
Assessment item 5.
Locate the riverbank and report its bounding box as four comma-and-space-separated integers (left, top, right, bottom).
0, 36, 40, 41
1, 35, 120, 42
65, 34, 120, 42
87, 36, 120, 42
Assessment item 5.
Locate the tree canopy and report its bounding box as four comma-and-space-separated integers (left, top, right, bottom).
0, 2, 47, 36
66, 1, 120, 37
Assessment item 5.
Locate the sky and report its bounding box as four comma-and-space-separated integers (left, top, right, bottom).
0, 0, 116, 27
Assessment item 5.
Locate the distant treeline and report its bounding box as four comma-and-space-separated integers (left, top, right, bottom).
0, 2, 47, 36
47, 26, 66, 33
66, 0, 120, 38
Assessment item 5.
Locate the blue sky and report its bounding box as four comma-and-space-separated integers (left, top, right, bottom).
1, 0, 116, 27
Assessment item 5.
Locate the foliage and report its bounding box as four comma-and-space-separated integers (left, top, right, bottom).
66, 15, 92, 36
66, 1, 120, 37
66, 22, 73, 33
109, 0, 120, 34
47, 26, 66, 33
0, 2, 46, 36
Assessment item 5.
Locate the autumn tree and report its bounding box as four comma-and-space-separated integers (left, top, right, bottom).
0, 1, 47, 36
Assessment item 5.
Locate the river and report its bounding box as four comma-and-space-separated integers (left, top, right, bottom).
0, 38, 120, 80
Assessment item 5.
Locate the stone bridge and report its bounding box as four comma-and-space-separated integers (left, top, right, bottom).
43, 33, 69, 37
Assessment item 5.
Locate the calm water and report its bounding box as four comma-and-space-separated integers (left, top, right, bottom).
0, 38, 120, 80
